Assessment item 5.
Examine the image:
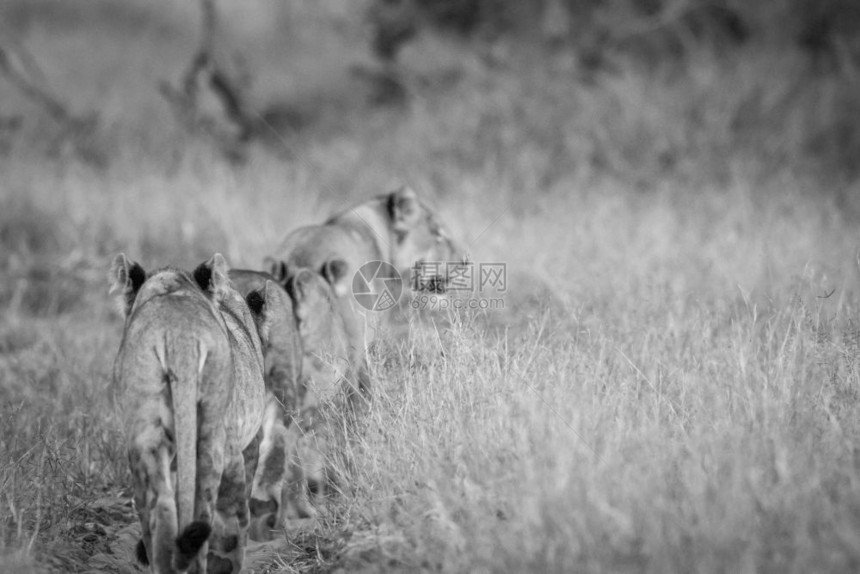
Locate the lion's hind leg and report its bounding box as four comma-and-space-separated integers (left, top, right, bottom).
249, 397, 295, 540
297, 404, 333, 511
249, 426, 289, 540
188, 405, 227, 573
299, 430, 329, 510
130, 427, 177, 573
208, 447, 250, 574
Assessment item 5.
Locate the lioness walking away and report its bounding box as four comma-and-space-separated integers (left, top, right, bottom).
268, 186, 465, 398
109, 254, 266, 573
232, 265, 353, 539
229, 269, 303, 539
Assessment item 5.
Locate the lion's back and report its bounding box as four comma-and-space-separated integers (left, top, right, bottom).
218, 296, 268, 447
113, 293, 232, 434
280, 224, 381, 276
118, 294, 227, 358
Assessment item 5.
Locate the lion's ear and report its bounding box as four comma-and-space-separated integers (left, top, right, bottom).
387, 186, 421, 233
246, 288, 265, 316
265, 279, 294, 313
265, 257, 289, 286
193, 253, 232, 301
245, 286, 271, 345
289, 269, 328, 322
108, 253, 146, 318
320, 259, 349, 298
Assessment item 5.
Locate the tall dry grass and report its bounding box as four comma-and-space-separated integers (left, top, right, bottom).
2, 1, 860, 572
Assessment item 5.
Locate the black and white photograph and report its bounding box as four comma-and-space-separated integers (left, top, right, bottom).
2, 1, 860, 572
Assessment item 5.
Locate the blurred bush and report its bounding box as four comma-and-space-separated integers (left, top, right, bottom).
396, 0, 860, 52
366, 0, 860, 187
371, 0, 860, 70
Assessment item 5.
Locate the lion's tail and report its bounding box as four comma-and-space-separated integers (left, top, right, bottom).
169, 339, 211, 571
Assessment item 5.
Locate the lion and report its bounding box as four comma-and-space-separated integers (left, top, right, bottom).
109, 253, 266, 574
240, 262, 353, 539
229, 269, 302, 413
285, 264, 353, 509
227, 269, 302, 540
267, 186, 465, 397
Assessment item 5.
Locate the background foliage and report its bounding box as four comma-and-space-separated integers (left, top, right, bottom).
2, 1, 860, 572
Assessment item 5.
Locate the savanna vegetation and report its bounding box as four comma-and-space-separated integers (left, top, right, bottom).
2, 0, 860, 572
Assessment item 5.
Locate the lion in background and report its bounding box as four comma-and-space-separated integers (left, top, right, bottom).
268, 186, 466, 399
232, 263, 354, 540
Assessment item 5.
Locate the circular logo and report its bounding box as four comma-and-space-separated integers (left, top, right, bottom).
352, 261, 403, 312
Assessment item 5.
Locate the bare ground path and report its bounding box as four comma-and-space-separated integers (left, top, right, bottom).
50, 495, 302, 574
